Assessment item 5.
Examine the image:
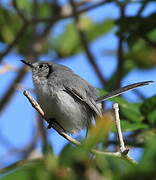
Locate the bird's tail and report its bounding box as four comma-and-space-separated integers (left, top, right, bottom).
96, 81, 154, 103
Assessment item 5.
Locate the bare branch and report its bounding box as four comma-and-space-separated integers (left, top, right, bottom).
115, 4, 126, 88
23, 90, 80, 146
69, 0, 107, 86
29, 0, 111, 24
0, 65, 27, 112
0, 63, 18, 74
12, 0, 28, 22
0, 23, 28, 62
113, 103, 128, 154
112, 103, 137, 165
0, 157, 43, 174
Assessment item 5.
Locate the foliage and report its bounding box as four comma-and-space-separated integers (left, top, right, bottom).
0, 0, 156, 179
2, 134, 156, 179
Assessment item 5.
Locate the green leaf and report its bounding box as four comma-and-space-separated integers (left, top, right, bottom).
1, 156, 60, 180
117, 13, 156, 47
52, 17, 114, 57
1, 169, 30, 180
147, 110, 156, 126
140, 95, 156, 116
59, 144, 87, 166
53, 22, 80, 57
103, 59, 136, 91
120, 135, 156, 179
98, 89, 144, 123
0, 7, 21, 43
120, 103, 143, 123
83, 115, 112, 150
87, 19, 114, 42
126, 39, 156, 69
139, 136, 156, 172
1, 159, 45, 180
121, 121, 148, 132
15, 0, 31, 12
111, 120, 148, 132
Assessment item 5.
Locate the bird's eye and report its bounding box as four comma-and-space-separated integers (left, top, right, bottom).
39, 64, 44, 68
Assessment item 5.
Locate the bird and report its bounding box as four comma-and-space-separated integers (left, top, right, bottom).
21, 60, 153, 134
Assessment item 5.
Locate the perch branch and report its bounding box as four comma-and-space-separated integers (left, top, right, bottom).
112, 103, 137, 164
23, 90, 137, 164
23, 90, 80, 146
113, 103, 128, 154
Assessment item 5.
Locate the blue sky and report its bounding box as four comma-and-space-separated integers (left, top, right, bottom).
0, 1, 156, 167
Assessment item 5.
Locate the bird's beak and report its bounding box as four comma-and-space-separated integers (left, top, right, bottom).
21, 60, 34, 68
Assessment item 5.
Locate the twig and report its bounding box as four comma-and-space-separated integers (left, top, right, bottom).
112, 103, 138, 165
113, 103, 128, 154
0, 65, 27, 112
69, 0, 107, 86
0, 157, 43, 174
92, 149, 136, 164
23, 90, 137, 164
12, 0, 27, 22
29, 0, 110, 24
115, 4, 126, 88
105, 139, 144, 148
137, 0, 148, 17
142, 35, 156, 48
0, 1, 110, 63
112, 103, 137, 164
0, 148, 136, 175
23, 90, 80, 146
0, 23, 28, 62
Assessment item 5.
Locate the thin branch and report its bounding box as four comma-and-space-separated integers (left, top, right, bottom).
0, 23, 28, 62
115, 4, 126, 88
0, 147, 136, 175
37, 115, 50, 151
77, 0, 112, 14
0, 14, 55, 112
23, 90, 137, 164
12, 0, 28, 22
0, 132, 17, 149
112, 103, 137, 164
0, 65, 27, 112
92, 149, 137, 164
137, 0, 148, 17
0, 0, 110, 63
0, 157, 43, 174
113, 103, 128, 154
23, 90, 80, 146
29, 0, 111, 24
69, 0, 107, 86
0, 63, 17, 75
142, 35, 156, 48
116, 36, 124, 88
106, 139, 144, 148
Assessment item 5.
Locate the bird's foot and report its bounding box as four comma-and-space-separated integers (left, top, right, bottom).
47, 118, 55, 129
47, 118, 66, 132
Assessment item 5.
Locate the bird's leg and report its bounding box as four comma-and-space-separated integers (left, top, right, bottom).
47, 118, 66, 132
47, 118, 55, 129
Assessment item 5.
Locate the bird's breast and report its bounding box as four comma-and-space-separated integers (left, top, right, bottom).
34, 83, 91, 133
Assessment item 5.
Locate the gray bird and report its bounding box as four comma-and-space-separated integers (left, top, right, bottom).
21, 60, 153, 134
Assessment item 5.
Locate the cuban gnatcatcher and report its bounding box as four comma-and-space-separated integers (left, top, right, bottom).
21, 60, 153, 134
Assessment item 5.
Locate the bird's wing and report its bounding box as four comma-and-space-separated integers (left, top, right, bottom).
64, 86, 102, 116
48, 69, 102, 116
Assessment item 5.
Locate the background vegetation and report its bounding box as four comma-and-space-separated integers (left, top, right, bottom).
0, 0, 156, 179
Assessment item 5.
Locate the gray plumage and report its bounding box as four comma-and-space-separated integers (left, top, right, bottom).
21, 60, 153, 134
24, 61, 102, 133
